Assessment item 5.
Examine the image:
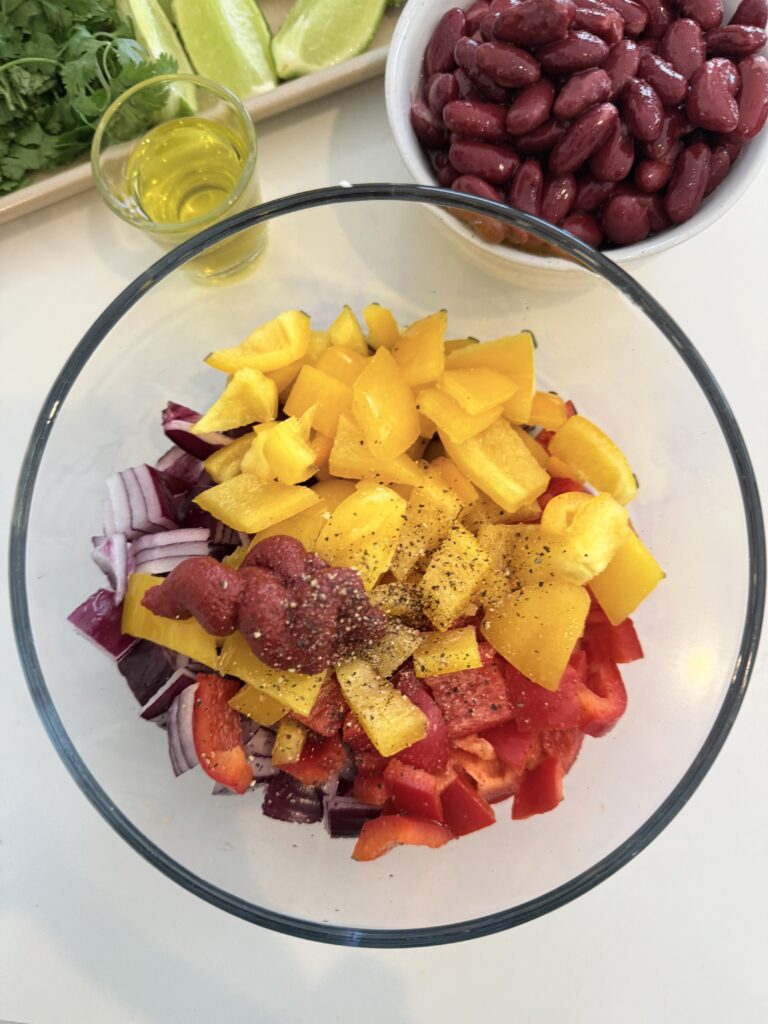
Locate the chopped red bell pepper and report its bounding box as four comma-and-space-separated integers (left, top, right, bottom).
353, 747, 391, 776
440, 773, 496, 836
503, 649, 586, 731
452, 747, 528, 804
352, 814, 454, 861
584, 608, 644, 664
192, 674, 253, 794
352, 773, 390, 807
480, 720, 537, 771
537, 475, 587, 511
564, 399, 577, 418
536, 429, 555, 450
294, 677, 347, 737
343, 710, 374, 752
512, 755, 565, 819
427, 644, 514, 739
281, 732, 346, 786
384, 759, 444, 821
540, 727, 584, 773
578, 658, 628, 737
394, 671, 451, 774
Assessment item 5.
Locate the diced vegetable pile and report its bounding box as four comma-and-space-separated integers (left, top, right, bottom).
69, 303, 664, 861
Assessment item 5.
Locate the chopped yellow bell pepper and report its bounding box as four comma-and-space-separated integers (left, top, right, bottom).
363, 303, 399, 350
416, 388, 503, 444
540, 492, 630, 585
329, 414, 424, 487
122, 574, 218, 667
246, 499, 329, 553
511, 424, 549, 468
590, 529, 664, 625
229, 684, 288, 727
446, 331, 535, 424
428, 456, 479, 506
206, 311, 311, 373
314, 345, 369, 386
313, 477, 357, 509
390, 480, 462, 581
438, 367, 518, 415
530, 391, 568, 430
546, 454, 585, 482
191, 368, 277, 435
393, 310, 446, 387
272, 718, 308, 765
363, 621, 424, 679
239, 427, 274, 479
441, 417, 550, 513
336, 659, 428, 756
283, 365, 353, 439
308, 329, 332, 363
311, 431, 334, 477
315, 483, 407, 589
482, 582, 590, 691
549, 415, 638, 504
352, 348, 420, 461
413, 626, 482, 677
461, 494, 540, 534
444, 337, 479, 355
267, 357, 304, 398
194, 475, 319, 533
219, 631, 327, 715
418, 411, 438, 439
329, 306, 369, 355
262, 411, 317, 485
369, 582, 425, 626
204, 433, 256, 484
420, 523, 491, 630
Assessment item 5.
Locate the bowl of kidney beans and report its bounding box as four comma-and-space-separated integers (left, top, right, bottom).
385, 0, 768, 265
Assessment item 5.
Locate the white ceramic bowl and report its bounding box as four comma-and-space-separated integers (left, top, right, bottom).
385, 0, 768, 271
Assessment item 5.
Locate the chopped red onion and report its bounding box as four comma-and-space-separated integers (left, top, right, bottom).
91, 534, 133, 604
140, 668, 197, 724
118, 639, 181, 706
162, 402, 232, 460
67, 589, 137, 660
167, 681, 198, 776
156, 446, 205, 495
121, 468, 149, 538
105, 474, 132, 536
132, 527, 209, 555
262, 774, 323, 823
132, 465, 178, 531
324, 796, 381, 838
244, 726, 275, 758
249, 755, 278, 781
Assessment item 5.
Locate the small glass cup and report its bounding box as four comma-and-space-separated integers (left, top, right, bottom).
91, 73, 266, 282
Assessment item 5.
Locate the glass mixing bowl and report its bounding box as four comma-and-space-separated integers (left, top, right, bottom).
10, 184, 765, 947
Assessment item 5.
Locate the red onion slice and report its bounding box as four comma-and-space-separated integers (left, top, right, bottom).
167, 681, 199, 776
140, 668, 197, 723
67, 589, 137, 660
162, 402, 232, 460
91, 534, 133, 603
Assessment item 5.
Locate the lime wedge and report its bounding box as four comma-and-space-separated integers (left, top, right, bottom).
272, 0, 388, 79
117, 0, 197, 116
172, 0, 278, 100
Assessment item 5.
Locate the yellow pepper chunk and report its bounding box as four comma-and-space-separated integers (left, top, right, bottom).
313, 477, 358, 510
390, 480, 462, 581
219, 631, 327, 715
329, 306, 369, 355
364, 622, 424, 679
311, 431, 334, 477
191, 368, 277, 435
590, 530, 665, 625
438, 367, 518, 415
511, 424, 549, 468
204, 433, 255, 484
546, 454, 585, 482
329, 414, 424, 487
229, 684, 287, 727
550, 415, 638, 504
482, 582, 590, 691
446, 331, 535, 423
315, 345, 369, 386
263, 413, 317, 485
283, 365, 353, 439
540, 492, 630, 584
336, 659, 428, 756
441, 417, 550, 513
417, 387, 503, 444
393, 310, 446, 387
267, 358, 304, 398
237, 479, 354, 558
352, 348, 420, 461
194, 475, 319, 533
315, 483, 407, 589
444, 337, 479, 355
206, 311, 311, 373
272, 718, 308, 765
420, 524, 491, 630
413, 626, 482, 677
461, 494, 541, 534
363, 303, 400, 351
530, 391, 568, 430
308, 329, 332, 363
428, 456, 479, 506
122, 575, 218, 667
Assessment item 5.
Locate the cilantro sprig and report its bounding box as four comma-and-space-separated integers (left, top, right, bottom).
0, 0, 177, 194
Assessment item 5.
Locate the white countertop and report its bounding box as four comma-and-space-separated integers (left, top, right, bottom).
2, 76, 767, 1024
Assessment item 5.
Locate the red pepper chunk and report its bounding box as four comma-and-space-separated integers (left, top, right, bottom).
441, 774, 496, 836
192, 674, 253, 794
584, 606, 644, 664
541, 727, 584, 773
384, 760, 444, 821
503, 649, 586, 731
579, 658, 628, 737
427, 644, 514, 739
352, 814, 454, 861
293, 677, 347, 737
480, 721, 537, 771
281, 732, 346, 786
512, 756, 565, 820
451, 747, 529, 804
537, 475, 587, 511
352, 774, 390, 807
394, 672, 451, 774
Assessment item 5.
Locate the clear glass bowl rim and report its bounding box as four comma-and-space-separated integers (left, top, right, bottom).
10, 183, 765, 948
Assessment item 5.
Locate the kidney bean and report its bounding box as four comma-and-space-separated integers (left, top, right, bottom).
506, 79, 556, 133
450, 175, 507, 243
704, 144, 731, 193
454, 36, 480, 71
467, 66, 511, 101
554, 68, 612, 117
508, 158, 544, 213
453, 173, 503, 200
490, 0, 520, 10
541, 173, 578, 221
721, 138, 743, 160
642, 109, 692, 157
481, 11, 501, 39
538, 30, 611, 73
549, 102, 619, 172
590, 118, 636, 179
687, 58, 740, 131
562, 210, 604, 244
574, 174, 616, 208
495, 0, 576, 46
642, 192, 670, 231
634, 156, 676, 190
603, 40, 642, 96
635, 38, 659, 56
601, 193, 651, 242
515, 117, 568, 151
466, 0, 492, 34
730, 0, 768, 28
623, 78, 664, 140
730, 54, 768, 139
706, 24, 766, 56
678, 0, 723, 31
434, 151, 459, 187
659, 19, 706, 78
454, 68, 482, 99
427, 73, 460, 115
636, 0, 672, 37
476, 40, 542, 85
638, 53, 689, 104
425, 8, 467, 76
601, 0, 648, 35
449, 138, 522, 182
664, 141, 711, 222
573, 2, 625, 44
443, 99, 509, 140
410, 99, 449, 148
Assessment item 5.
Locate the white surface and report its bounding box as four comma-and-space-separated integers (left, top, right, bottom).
1, 76, 767, 1023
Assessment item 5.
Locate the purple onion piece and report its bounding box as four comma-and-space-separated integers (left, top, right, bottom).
324, 796, 381, 838
249, 755, 278, 781
244, 726, 275, 758
67, 589, 137, 660
105, 473, 132, 536
117, 639, 180, 706
167, 682, 198, 776
131, 527, 210, 554
140, 668, 197, 723
132, 465, 178, 531
121, 466, 149, 535
155, 446, 205, 496
161, 401, 232, 460
262, 774, 323, 824
91, 534, 133, 604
